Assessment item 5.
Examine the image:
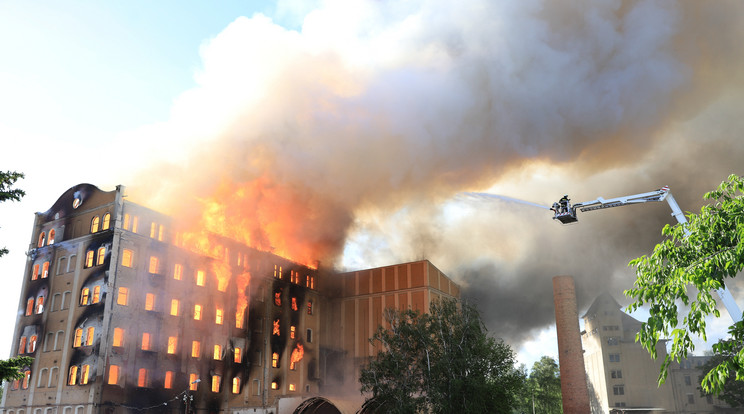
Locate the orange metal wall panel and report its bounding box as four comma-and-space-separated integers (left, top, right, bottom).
397, 265, 409, 289
411, 262, 425, 287
384, 267, 396, 291
358, 298, 370, 357
411, 291, 425, 312
372, 268, 383, 293
359, 270, 371, 295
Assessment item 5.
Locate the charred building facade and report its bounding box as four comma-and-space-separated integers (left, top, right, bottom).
1, 184, 460, 414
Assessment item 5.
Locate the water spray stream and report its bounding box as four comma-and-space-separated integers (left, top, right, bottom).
460, 192, 552, 210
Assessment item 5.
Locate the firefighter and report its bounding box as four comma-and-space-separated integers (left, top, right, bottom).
559, 195, 570, 213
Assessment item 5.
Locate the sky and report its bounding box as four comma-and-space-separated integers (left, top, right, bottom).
2, 0, 744, 371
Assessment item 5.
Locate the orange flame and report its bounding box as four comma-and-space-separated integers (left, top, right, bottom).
235, 271, 251, 328
290, 343, 304, 367
273, 319, 280, 336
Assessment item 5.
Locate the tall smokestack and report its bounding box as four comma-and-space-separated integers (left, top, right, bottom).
553, 275, 591, 414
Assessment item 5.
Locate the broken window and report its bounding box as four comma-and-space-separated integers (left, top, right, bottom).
48, 229, 55, 245
73, 328, 83, 347
85, 250, 94, 268
290, 326, 296, 339
274, 289, 282, 306
234, 347, 242, 363
211, 375, 221, 393
232, 377, 240, 394
81, 364, 90, 385
80, 288, 90, 306
19, 336, 27, 354
38, 232, 46, 248
141, 332, 151, 351
215, 308, 223, 325
164, 371, 174, 389
173, 263, 183, 280
272, 352, 279, 368
167, 336, 177, 354
148, 256, 159, 274
170, 299, 179, 316
191, 341, 200, 358
32, 264, 39, 280
307, 300, 313, 315
29, 335, 37, 353
35, 295, 44, 314
68, 366, 78, 386
271, 381, 278, 390
273, 319, 280, 336
196, 270, 205, 286
91, 216, 100, 233
102, 213, 111, 230
121, 249, 133, 267
92, 286, 100, 304
25, 298, 34, 316
42, 261, 49, 278
291, 297, 298, 311
213, 344, 222, 360
117, 287, 129, 305
96, 247, 105, 265
194, 304, 202, 320
137, 368, 148, 387
108, 365, 119, 385
289, 383, 296, 391
113, 328, 124, 347
189, 373, 199, 390
85, 327, 94, 346
145, 293, 156, 311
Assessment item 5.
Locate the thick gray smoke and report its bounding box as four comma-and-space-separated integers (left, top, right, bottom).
131, 0, 744, 347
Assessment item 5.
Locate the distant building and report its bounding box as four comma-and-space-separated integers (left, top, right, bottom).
581, 293, 735, 414
0, 184, 460, 414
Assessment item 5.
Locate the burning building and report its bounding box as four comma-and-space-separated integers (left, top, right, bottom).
1, 184, 460, 414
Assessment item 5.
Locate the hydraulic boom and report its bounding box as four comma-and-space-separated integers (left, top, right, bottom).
551, 186, 742, 323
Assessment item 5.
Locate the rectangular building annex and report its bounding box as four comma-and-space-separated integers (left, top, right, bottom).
1, 184, 460, 414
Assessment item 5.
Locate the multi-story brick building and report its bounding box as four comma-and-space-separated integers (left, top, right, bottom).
0, 184, 460, 414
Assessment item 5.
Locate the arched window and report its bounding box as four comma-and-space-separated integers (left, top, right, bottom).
84, 250, 94, 268
80, 288, 90, 306
73, 328, 83, 348
48, 229, 56, 245
232, 377, 240, 394
68, 366, 78, 385
32, 264, 39, 281
35, 295, 44, 314
85, 327, 95, 346
29, 335, 37, 352
38, 232, 45, 248
92, 286, 101, 304
90, 216, 100, 233
102, 213, 111, 230
42, 261, 49, 278
19, 336, 27, 354
96, 247, 106, 266
21, 370, 30, 389
25, 298, 34, 316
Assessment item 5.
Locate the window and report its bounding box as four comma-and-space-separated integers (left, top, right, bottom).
26, 298, 34, 316
290, 326, 296, 339
707, 394, 714, 404
150, 222, 157, 238
170, 299, 180, 316
108, 365, 119, 385
121, 249, 133, 267
85, 327, 94, 346
189, 374, 199, 390
167, 336, 177, 354
272, 352, 279, 368
68, 366, 78, 385
611, 370, 622, 379
141, 333, 151, 351
145, 293, 156, 311
609, 353, 620, 362
96, 247, 106, 265
307, 329, 313, 343
29, 335, 37, 353
213, 344, 222, 360
148, 256, 159, 274
19, 336, 27, 354
196, 270, 205, 286
687, 394, 694, 404
173, 264, 183, 280
73, 328, 83, 347
32, 264, 40, 280
613, 385, 624, 395
80, 288, 90, 306
85, 250, 94, 268
291, 297, 298, 311
194, 304, 202, 320
307, 300, 313, 315
232, 377, 240, 394
215, 308, 223, 325
91, 216, 100, 233
35, 296, 44, 314
289, 383, 296, 391
123, 214, 130, 230
132, 216, 139, 233
112, 328, 124, 347
81, 365, 90, 385
117, 287, 129, 305
234, 347, 242, 363
21, 371, 30, 388
271, 381, 278, 390
191, 341, 200, 358
137, 368, 149, 387
102, 213, 110, 230
211, 375, 221, 392
92, 286, 100, 304
685, 375, 692, 386
164, 371, 174, 389
38, 232, 46, 247
42, 261, 49, 278
158, 224, 164, 241
48, 229, 55, 245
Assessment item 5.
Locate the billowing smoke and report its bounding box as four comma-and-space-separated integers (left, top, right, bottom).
130, 0, 744, 346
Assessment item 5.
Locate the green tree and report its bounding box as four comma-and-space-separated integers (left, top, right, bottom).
625, 174, 744, 394
698, 340, 744, 407
0, 170, 25, 257
528, 356, 562, 413
360, 299, 524, 413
